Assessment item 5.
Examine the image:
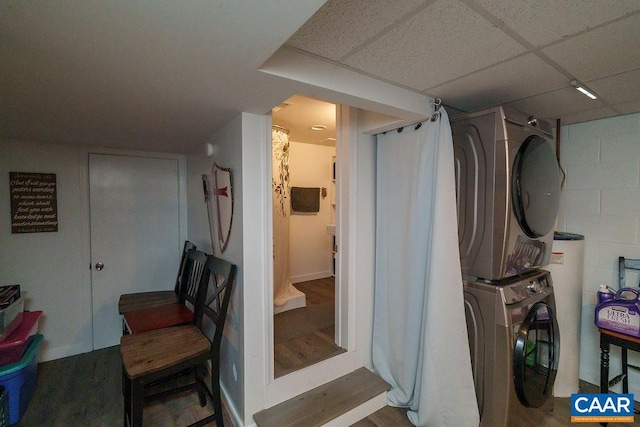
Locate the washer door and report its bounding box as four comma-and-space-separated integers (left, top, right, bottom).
512, 136, 561, 238
513, 302, 559, 407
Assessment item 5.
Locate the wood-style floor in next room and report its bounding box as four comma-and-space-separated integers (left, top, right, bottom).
274, 277, 344, 378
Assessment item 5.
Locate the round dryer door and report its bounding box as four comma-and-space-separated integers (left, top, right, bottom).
512, 136, 561, 238
513, 302, 559, 407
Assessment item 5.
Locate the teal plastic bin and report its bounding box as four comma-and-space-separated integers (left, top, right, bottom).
0, 334, 42, 425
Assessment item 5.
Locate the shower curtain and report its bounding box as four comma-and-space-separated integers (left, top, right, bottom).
272, 127, 306, 314
373, 109, 479, 426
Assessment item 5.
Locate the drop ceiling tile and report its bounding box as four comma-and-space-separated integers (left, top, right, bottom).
343, 0, 526, 91
542, 14, 640, 81
557, 107, 619, 125
588, 68, 640, 104
504, 87, 605, 120
615, 100, 640, 116
286, 0, 426, 61
474, 0, 640, 47
426, 54, 568, 112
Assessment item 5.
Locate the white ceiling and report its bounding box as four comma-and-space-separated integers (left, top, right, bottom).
272, 95, 337, 146
3, 1, 640, 154
288, 0, 640, 124
0, 1, 327, 153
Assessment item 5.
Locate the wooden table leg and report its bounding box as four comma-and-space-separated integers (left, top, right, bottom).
600, 333, 610, 394
622, 347, 628, 394
600, 333, 610, 427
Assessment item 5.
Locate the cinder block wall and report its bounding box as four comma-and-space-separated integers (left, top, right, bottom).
556, 112, 640, 393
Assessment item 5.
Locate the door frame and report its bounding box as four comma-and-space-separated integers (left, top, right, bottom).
262, 105, 362, 406
79, 147, 187, 351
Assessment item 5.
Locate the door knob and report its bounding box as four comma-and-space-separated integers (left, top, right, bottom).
95, 262, 105, 271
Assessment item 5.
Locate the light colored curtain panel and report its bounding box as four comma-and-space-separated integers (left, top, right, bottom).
272, 128, 306, 314
373, 109, 479, 427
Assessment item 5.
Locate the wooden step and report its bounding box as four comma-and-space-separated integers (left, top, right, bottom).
254, 367, 390, 427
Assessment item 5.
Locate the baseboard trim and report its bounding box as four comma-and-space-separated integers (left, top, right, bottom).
221, 382, 244, 427
290, 271, 333, 283
41, 343, 93, 362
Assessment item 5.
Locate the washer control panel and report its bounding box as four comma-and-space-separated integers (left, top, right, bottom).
501, 272, 551, 305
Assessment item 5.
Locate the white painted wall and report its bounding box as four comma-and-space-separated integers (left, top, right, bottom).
288, 141, 335, 283
187, 114, 246, 424
556, 112, 640, 395
0, 140, 91, 361
0, 140, 187, 362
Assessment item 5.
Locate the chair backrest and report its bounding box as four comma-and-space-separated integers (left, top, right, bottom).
178, 249, 212, 309
619, 256, 640, 287
193, 256, 237, 353
175, 241, 197, 293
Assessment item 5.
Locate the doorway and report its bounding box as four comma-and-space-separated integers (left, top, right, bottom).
89, 153, 183, 349
273, 277, 345, 377
271, 95, 343, 377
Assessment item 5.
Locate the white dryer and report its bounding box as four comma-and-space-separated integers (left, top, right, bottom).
452, 106, 562, 281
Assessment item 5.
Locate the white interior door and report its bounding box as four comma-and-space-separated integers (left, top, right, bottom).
89, 153, 181, 349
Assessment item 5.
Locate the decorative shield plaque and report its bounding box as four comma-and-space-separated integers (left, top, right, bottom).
213, 163, 233, 253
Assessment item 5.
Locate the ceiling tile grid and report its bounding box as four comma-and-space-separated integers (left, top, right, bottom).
504, 87, 606, 120
616, 100, 640, 116
425, 53, 569, 112
473, 0, 640, 47
553, 107, 620, 127
286, 0, 428, 61
287, 0, 640, 126
541, 13, 640, 82
341, 0, 526, 91
589, 69, 640, 105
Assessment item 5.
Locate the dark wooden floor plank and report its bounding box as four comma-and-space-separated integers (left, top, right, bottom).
294, 277, 335, 305
352, 381, 640, 427
19, 346, 233, 427
351, 405, 411, 427
274, 277, 345, 378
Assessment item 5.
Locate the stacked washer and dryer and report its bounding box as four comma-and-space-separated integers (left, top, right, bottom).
452, 106, 562, 426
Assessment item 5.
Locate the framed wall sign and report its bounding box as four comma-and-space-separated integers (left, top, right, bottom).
10, 172, 58, 233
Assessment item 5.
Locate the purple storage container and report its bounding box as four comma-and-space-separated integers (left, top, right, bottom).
595, 288, 640, 338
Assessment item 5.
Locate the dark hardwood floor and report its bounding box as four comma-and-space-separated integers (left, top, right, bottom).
18, 346, 233, 426
14, 341, 640, 427
355, 381, 640, 427
273, 277, 345, 378
15, 278, 640, 426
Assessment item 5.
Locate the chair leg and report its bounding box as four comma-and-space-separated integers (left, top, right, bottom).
211, 368, 224, 427
130, 378, 144, 427
195, 365, 207, 407
622, 347, 629, 394
123, 368, 131, 427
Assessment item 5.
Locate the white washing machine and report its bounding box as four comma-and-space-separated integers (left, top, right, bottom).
464, 269, 560, 426
452, 106, 562, 281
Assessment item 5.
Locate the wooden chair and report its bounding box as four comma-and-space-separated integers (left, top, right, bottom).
122, 248, 209, 335
118, 241, 196, 315
120, 256, 236, 427
619, 256, 640, 288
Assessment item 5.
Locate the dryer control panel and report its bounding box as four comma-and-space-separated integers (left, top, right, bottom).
501, 272, 552, 305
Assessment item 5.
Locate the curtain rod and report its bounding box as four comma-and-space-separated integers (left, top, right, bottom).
378, 98, 443, 135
